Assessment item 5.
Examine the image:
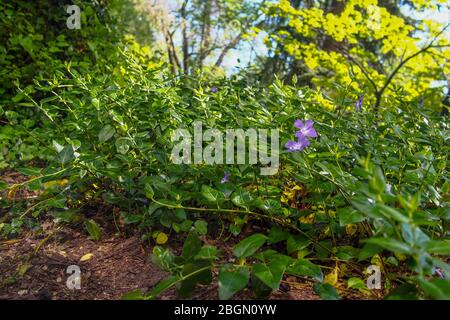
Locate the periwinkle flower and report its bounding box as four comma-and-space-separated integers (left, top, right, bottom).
211, 86, 218, 93
285, 134, 310, 152
285, 119, 318, 152
294, 119, 317, 138
355, 95, 364, 112
221, 172, 230, 183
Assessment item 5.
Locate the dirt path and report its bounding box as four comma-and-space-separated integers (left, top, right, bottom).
0, 227, 168, 299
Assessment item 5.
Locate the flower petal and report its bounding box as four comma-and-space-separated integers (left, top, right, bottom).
305, 119, 314, 128
285, 140, 296, 149
298, 135, 310, 148
285, 140, 301, 152
303, 126, 317, 138
295, 131, 305, 139
294, 119, 304, 129
221, 172, 230, 183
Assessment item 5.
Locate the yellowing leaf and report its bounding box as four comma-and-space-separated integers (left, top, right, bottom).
80, 253, 94, 262
370, 254, 383, 267
346, 224, 358, 236
58, 179, 69, 187
7, 188, 16, 200
299, 213, 315, 224
324, 266, 339, 286
394, 252, 407, 262
156, 232, 168, 244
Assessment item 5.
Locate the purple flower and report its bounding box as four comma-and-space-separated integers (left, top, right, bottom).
294, 119, 317, 138
211, 86, 218, 93
285, 134, 310, 152
355, 95, 364, 112
221, 172, 230, 183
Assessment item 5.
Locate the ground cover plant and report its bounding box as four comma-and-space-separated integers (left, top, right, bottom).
0, 0, 449, 301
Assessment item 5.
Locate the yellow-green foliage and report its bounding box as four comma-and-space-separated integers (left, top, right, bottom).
263, 0, 450, 109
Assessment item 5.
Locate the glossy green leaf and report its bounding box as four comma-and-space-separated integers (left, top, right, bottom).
424, 240, 450, 255
233, 233, 267, 258
416, 277, 450, 300
364, 238, 411, 254
98, 124, 115, 142
194, 245, 219, 260
231, 188, 253, 209
201, 185, 225, 204
313, 283, 340, 300
182, 231, 202, 260
218, 264, 250, 300
252, 257, 290, 290
287, 259, 323, 281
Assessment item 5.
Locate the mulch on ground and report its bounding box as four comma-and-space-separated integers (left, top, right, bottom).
0, 223, 319, 300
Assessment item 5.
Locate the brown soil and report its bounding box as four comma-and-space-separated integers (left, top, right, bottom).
0, 223, 319, 300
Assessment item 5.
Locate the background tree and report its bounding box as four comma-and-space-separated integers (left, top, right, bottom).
257, 0, 450, 111
146, 0, 266, 75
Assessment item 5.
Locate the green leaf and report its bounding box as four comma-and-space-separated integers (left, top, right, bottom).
251, 273, 273, 299
91, 98, 100, 109
386, 283, 419, 300
51, 209, 81, 223
0, 180, 8, 191
398, 193, 421, 214
17, 167, 42, 176
147, 275, 179, 299
424, 240, 450, 255
267, 226, 290, 244
218, 264, 250, 300
253, 256, 290, 290
258, 199, 282, 214
416, 277, 450, 300
376, 204, 409, 223
233, 233, 267, 258
52, 140, 64, 153
347, 277, 369, 293
401, 223, 429, 246
194, 245, 219, 260
364, 238, 411, 254
84, 219, 101, 241
201, 185, 225, 204
314, 240, 332, 259
151, 246, 174, 271
231, 188, 253, 209
98, 124, 115, 142
121, 290, 145, 300
287, 259, 323, 282
144, 184, 154, 199
194, 220, 208, 235
59, 145, 74, 164
313, 283, 340, 300
351, 200, 383, 220
174, 208, 186, 220
287, 235, 310, 254
336, 246, 359, 261
178, 261, 212, 298
47, 196, 67, 209
358, 243, 383, 261
338, 207, 366, 226
369, 166, 386, 194
115, 137, 131, 154
182, 231, 202, 260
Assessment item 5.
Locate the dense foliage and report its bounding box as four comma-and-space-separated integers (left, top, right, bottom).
0, 0, 448, 300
